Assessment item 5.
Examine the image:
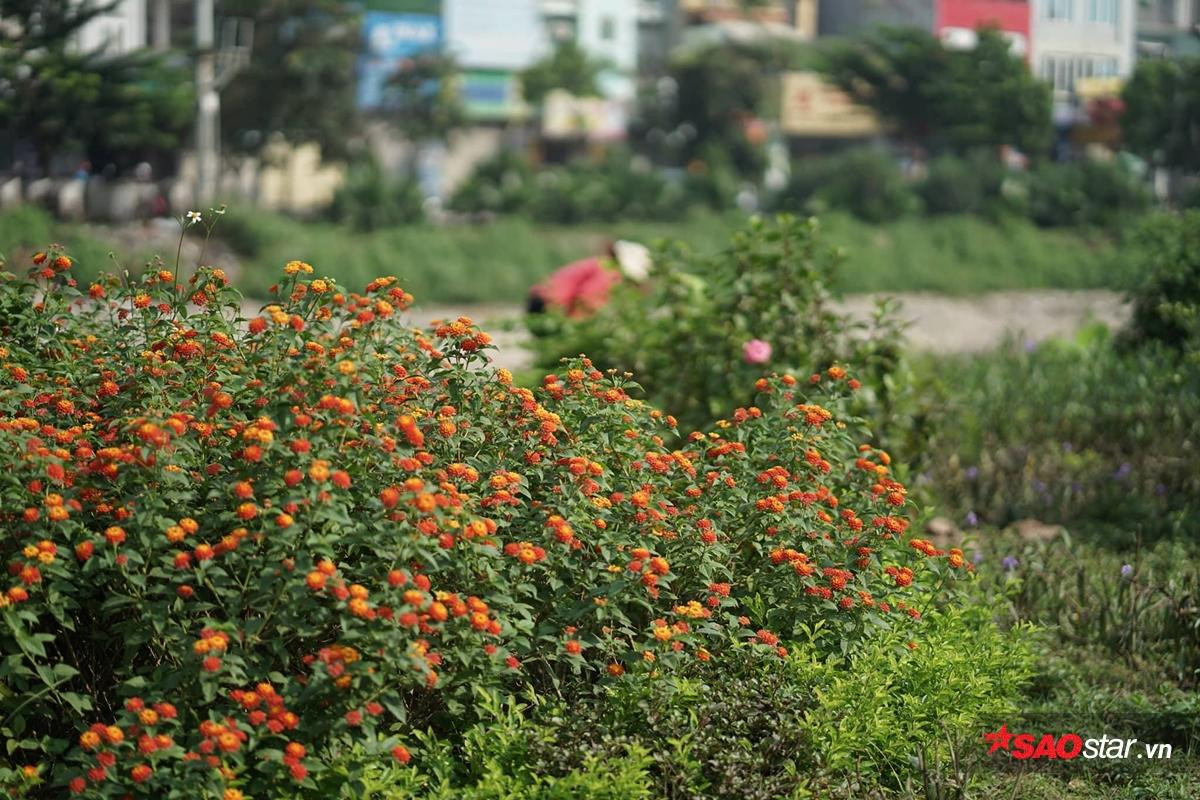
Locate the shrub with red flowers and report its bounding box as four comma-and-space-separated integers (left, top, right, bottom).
0, 240, 966, 796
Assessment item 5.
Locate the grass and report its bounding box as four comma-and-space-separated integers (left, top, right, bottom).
219, 209, 1129, 302
1, 205, 1129, 302
965, 531, 1200, 799
0, 205, 151, 285
214, 208, 744, 303
895, 327, 1200, 544
820, 213, 1131, 295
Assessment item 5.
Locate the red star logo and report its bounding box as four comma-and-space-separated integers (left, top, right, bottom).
984, 724, 1014, 754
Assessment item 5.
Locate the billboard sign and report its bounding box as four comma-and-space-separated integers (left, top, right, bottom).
542, 89, 628, 141
779, 72, 879, 138
357, 11, 441, 109
443, 0, 545, 70
460, 70, 528, 121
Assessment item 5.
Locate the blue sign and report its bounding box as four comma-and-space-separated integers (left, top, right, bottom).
357, 12, 441, 110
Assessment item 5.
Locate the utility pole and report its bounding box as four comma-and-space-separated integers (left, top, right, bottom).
195, 0, 220, 206
662, 0, 681, 55
152, 0, 170, 51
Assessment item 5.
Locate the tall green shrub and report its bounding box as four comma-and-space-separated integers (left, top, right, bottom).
1125, 210, 1200, 354
1022, 160, 1150, 229
326, 160, 425, 231
772, 149, 918, 224
918, 152, 1013, 217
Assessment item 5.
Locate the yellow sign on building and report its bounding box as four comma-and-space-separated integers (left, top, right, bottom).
541, 90, 628, 142
1075, 76, 1124, 101
779, 71, 879, 137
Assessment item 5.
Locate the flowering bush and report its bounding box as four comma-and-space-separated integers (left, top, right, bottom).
0, 240, 965, 797
528, 214, 906, 433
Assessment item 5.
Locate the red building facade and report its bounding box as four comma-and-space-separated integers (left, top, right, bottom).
935, 0, 1030, 56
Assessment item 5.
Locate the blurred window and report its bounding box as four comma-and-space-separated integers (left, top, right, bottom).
1041, 55, 1056, 85
1138, 0, 1178, 25
1046, 0, 1073, 20
600, 15, 615, 40
1087, 0, 1117, 23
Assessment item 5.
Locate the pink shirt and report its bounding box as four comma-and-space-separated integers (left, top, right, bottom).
531, 257, 621, 317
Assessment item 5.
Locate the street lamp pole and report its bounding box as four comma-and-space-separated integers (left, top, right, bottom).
195, 0, 220, 205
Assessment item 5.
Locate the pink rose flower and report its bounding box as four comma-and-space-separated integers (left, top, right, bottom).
743, 339, 772, 364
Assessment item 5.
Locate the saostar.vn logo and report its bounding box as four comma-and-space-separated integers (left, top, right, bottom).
984, 725, 1173, 760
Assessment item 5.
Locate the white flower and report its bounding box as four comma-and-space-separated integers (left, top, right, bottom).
612, 240, 652, 282
185, 210, 202, 225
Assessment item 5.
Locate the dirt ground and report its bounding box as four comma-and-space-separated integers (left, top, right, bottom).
837, 289, 1129, 353
373, 290, 1130, 371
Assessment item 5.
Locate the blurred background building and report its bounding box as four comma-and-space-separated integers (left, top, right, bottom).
73, 0, 148, 54
818, 0, 934, 36
1, 0, 1194, 217
1030, 0, 1136, 102
1136, 0, 1200, 56
937, 0, 1030, 55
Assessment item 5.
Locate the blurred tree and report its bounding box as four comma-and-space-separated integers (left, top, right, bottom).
0, 0, 192, 174
519, 41, 605, 105
382, 51, 464, 177
633, 40, 811, 178
383, 52, 464, 145
85, 58, 194, 172
1121, 57, 1200, 172
823, 26, 1052, 157
327, 156, 425, 229
218, 0, 361, 160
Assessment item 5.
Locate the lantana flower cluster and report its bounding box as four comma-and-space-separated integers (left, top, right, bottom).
0, 248, 965, 796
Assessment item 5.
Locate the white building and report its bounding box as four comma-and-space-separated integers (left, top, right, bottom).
1, 0, 148, 56
541, 0, 660, 100
445, 0, 548, 71
1030, 0, 1136, 99
73, 0, 147, 56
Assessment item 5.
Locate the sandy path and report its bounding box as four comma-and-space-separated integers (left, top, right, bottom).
837, 290, 1129, 354
405, 290, 1130, 371
240, 290, 1129, 372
